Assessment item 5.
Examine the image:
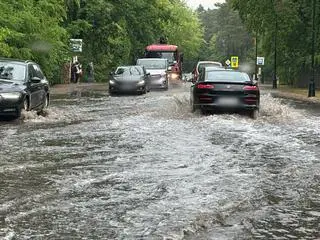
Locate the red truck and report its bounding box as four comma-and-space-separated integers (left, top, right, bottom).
144, 44, 183, 80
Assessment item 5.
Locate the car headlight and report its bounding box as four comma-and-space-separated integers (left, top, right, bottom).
0, 92, 22, 100
137, 80, 145, 85
169, 73, 179, 80
109, 80, 115, 85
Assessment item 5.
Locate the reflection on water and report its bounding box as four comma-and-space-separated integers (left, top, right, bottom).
0, 86, 320, 239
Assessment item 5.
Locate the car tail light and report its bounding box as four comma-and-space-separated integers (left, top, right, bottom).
197, 83, 214, 89
243, 85, 258, 90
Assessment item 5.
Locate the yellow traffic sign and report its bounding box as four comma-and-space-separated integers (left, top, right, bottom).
231, 56, 238, 68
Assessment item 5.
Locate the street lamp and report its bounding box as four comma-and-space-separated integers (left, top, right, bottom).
309, 0, 316, 97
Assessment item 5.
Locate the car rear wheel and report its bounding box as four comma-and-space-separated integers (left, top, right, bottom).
37, 94, 49, 115
190, 98, 197, 113
249, 109, 259, 119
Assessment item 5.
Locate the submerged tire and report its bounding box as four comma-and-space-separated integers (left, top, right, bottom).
249, 109, 259, 119
37, 94, 49, 115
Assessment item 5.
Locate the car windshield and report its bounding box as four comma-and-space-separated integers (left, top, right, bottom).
137, 60, 167, 69
198, 62, 222, 72
205, 71, 250, 82
115, 67, 130, 75
0, 62, 26, 81
145, 51, 176, 63
115, 66, 143, 76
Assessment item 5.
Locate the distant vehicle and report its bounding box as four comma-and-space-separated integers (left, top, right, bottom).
192, 61, 223, 83
0, 58, 50, 119
109, 65, 150, 95
144, 44, 183, 80
136, 58, 169, 90
190, 67, 260, 119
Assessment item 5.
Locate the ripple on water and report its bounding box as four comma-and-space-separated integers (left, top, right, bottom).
0, 88, 320, 239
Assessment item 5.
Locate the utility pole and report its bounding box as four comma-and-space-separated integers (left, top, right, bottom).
273, 4, 278, 89
309, 0, 316, 97
255, 33, 258, 81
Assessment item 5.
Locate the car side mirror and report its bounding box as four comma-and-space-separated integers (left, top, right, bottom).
146, 73, 150, 76
31, 76, 41, 83
109, 71, 114, 76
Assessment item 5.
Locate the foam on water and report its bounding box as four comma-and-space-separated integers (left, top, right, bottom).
1, 87, 320, 239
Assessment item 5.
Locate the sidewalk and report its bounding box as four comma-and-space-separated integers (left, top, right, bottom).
260, 84, 320, 104
50, 83, 108, 95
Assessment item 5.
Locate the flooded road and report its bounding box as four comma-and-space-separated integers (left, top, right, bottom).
0, 84, 320, 239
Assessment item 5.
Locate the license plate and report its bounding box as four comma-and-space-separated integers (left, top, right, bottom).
217, 97, 239, 106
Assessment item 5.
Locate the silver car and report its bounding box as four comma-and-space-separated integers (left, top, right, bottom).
136, 58, 169, 90
109, 65, 150, 95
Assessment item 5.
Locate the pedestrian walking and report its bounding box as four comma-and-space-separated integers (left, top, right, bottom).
86, 62, 94, 83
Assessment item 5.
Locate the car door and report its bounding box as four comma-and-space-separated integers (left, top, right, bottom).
27, 64, 42, 109
32, 63, 47, 106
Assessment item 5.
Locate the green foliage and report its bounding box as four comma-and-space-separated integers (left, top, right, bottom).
0, 0, 69, 84
0, 0, 204, 83
231, 0, 320, 85
66, 0, 204, 81
197, 2, 254, 67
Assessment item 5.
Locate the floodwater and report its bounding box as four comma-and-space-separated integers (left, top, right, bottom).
0, 84, 319, 239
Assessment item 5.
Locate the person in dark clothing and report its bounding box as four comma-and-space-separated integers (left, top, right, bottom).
71, 62, 77, 83
71, 62, 82, 83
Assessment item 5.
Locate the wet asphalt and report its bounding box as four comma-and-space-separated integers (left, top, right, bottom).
0, 83, 319, 239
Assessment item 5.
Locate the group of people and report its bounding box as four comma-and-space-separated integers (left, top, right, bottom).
70, 61, 94, 83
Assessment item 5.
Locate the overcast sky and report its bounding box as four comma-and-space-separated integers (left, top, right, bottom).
184, 0, 225, 9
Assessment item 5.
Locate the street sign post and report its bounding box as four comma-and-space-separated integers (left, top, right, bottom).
231, 56, 238, 68
70, 39, 83, 53
257, 57, 265, 66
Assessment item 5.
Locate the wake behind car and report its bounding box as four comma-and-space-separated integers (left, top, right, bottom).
136, 58, 169, 90
0, 58, 50, 119
190, 67, 260, 119
109, 65, 150, 95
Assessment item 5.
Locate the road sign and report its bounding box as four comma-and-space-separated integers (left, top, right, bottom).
257, 57, 265, 65
225, 59, 231, 66
231, 56, 238, 68
70, 39, 83, 53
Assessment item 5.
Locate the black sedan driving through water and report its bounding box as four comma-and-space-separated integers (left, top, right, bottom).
109, 65, 150, 95
190, 67, 260, 118
0, 58, 50, 119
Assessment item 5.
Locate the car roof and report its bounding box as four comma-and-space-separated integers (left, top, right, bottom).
203, 66, 225, 70
117, 65, 142, 68
0, 57, 34, 64
197, 61, 222, 66
204, 68, 246, 74
137, 58, 167, 61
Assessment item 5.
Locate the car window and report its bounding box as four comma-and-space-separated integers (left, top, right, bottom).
205, 71, 250, 82
130, 66, 143, 75
137, 59, 167, 69
115, 67, 130, 75
0, 62, 26, 81
32, 64, 45, 79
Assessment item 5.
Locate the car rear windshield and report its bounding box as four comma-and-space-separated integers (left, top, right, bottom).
0, 62, 26, 81
137, 59, 167, 69
205, 71, 250, 82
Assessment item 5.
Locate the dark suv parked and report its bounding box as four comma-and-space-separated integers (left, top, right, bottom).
0, 58, 50, 118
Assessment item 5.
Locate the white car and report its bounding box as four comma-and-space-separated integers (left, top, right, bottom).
192, 61, 223, 82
